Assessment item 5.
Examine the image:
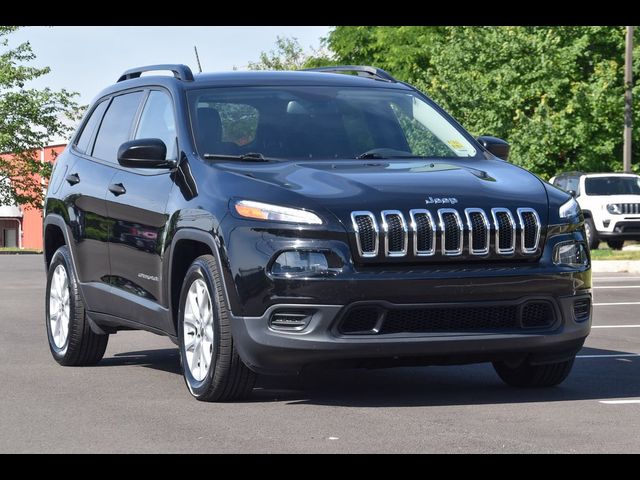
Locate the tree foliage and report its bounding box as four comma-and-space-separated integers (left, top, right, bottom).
255, 26, 639, 178
0, 26, 79, 207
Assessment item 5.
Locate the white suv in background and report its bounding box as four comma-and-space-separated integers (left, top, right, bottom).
550, 172, 640, 250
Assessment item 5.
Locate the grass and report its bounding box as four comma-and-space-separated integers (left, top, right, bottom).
0, 247, 42, 254
590, 247, 640, 261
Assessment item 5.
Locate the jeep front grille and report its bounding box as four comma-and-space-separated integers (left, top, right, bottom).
609, 203, 640, 215
351, 207, 541, 259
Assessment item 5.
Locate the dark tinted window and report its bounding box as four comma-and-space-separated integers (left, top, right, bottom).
554, 177, 567, 189
74, 100, 108, 154
585, 176, 640, 195
135, 91, 177, 160
188, 86, 477, 160
566, 177, 580, 194
92, 91, 144, 162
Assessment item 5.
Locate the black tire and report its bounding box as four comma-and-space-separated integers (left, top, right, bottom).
46, 246, 109, 366
607, 240, 625, 250
178, 255, 256, 402
584, 218, 600, 250
493, 357, 575, 388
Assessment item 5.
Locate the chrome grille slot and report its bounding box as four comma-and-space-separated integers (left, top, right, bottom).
409, 209, 436, 256
517, 208, 541, 253
351, 211, 378, 257
438, 209, 463, 256
381, 210, 408, 257
464, 208, 490, 255
492, 208, 516, 255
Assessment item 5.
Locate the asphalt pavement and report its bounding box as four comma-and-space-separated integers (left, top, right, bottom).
1, 255, 639, 453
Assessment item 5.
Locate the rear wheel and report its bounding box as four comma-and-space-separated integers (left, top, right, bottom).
493, 357, 575, 388
178, 255, 256, 402
607, 240, 624, 250
584, 218, 599, 250
46, 246, 109, 366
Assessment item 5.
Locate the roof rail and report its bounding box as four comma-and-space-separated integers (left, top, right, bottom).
117, 64, 194, 83
303, 65, 397, 83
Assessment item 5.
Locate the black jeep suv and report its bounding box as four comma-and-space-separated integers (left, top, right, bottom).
43, 64, 591, 401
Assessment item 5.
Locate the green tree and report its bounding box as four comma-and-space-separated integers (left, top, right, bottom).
0, 26, 79, 208
247, 36, 333, 71
325, 26, 639, 178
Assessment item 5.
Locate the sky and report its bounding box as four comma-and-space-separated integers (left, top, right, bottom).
10, 26, 332, 106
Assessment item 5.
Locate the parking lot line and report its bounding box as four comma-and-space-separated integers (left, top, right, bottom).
592, 286, 640, 289
576, 354, 640, 359
599, 400, 640, 405
593, 302, 640, 306
594, 276, 640, 281
591, 325, 640, 328
592, 325, 640, 329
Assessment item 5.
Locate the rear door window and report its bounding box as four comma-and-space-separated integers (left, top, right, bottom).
74, 100, 108, 154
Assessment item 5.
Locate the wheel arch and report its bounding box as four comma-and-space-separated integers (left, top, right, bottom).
167, 228, 237, 332
43, 215, 74, 270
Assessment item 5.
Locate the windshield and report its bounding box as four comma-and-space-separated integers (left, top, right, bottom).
187, 86, 477, 160
584, 176, 640, 196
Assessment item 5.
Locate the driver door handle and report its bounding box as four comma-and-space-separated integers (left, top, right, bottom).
108, 183, 126, 196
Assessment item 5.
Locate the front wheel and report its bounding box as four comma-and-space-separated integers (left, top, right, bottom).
493, 357, 575, 388
46, 246, 109, 366
178, 255, 256, 402
584, 218, 600, 250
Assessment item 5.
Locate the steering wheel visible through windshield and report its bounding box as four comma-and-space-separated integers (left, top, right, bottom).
187, 85, 478, 161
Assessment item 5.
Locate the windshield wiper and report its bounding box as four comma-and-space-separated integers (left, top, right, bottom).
202, 152, 274, 162
356, 148, 423, 160
357, 152, 389, 159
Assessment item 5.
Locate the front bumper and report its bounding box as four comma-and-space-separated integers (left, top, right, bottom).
597, 221, 640, 240
231, 292, 591, 375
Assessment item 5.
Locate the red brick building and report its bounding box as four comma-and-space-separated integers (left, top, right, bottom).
0, 144, 65, 250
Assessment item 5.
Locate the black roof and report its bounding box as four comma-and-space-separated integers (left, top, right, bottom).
95, 66, 412, 101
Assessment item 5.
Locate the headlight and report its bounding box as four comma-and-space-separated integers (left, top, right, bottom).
607, 204, 621, 215
559, 197, 580, 219
234, 200, 322, 225
271, 250, 342, 278
553, 241, 589, 268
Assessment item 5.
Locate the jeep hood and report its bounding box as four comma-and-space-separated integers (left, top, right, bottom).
219, 159, 549, 225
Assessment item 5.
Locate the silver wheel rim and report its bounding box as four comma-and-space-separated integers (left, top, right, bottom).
49, 265, 70, 349
183, 279, 214, 382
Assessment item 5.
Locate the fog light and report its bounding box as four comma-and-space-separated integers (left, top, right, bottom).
553, 241, 589, 268
271, 250, 341, 278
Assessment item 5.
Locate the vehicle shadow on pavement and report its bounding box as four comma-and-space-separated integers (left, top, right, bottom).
99, 348, 182, 375
251, 346, 640, 407
96, 346, 640, 406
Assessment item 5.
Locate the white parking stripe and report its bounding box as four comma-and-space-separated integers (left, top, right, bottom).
595, 276, 640, 281
594, 302, 640, 306
592, 325, 640, 328
576, 354, 640, 359
593, 285, 640, 289
599, 400, 640, 405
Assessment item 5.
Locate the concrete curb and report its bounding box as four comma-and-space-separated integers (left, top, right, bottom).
592, 260, 640, 274
0, 251, 42, 256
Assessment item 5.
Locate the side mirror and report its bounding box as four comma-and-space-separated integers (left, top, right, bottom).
567, 189, 577, 197
117, 138, 174, 169
477, 136, 510, 161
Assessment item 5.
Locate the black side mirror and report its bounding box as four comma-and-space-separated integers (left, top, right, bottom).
477, 136, 510, 161
117, 138, 174, 169
567, 190, 577, 197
